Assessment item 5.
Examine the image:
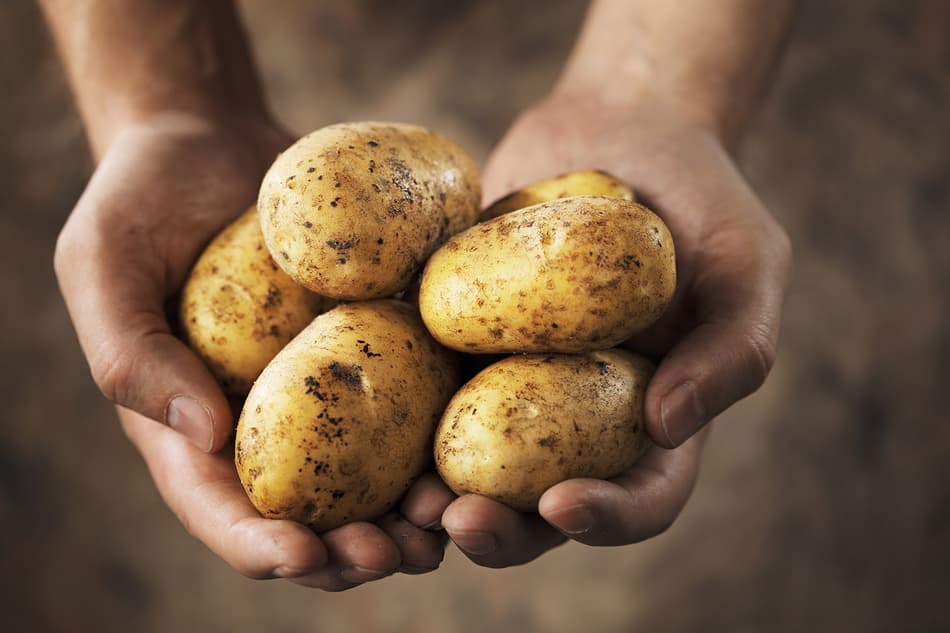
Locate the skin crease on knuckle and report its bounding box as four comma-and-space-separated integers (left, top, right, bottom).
88, 337, 145, 408
742, 321, 779, 389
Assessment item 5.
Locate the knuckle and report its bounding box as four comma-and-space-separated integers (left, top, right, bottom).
89, 341, 139, 407
52, 228, 79, 283
88, 320, 166, 410
740, 324, 778, 392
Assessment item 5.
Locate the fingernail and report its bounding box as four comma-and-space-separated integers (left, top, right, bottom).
448, 530, 497, 555
660, 381, 706, 447
399, 564, 439, 575
273, 565, 312, 579
339, 566, 390, 584
420, 518, 443, 531
166, 396, 214, 452
546, 505, 594, 535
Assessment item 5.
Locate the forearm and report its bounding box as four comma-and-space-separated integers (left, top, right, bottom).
556, 0, 796, 144
38, 0, 269, 156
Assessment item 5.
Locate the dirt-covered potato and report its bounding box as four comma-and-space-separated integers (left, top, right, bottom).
180, 205, 334, 398
435, 350, 654, 511
419, 196, 676, 354
235, 300, 459, 532
481, 169, 635, 221
258, 122, 481, 300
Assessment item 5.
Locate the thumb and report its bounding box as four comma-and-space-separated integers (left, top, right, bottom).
55, 220, 233, 453
643, 232, 791, 448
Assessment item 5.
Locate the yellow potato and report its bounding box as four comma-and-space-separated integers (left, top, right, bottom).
434, 350, 654, 511
235, 300, 459, 532
180, 205, 334, 398
418, 196, 676, 354
481, 169, 635, 221
258, 122, 481, 300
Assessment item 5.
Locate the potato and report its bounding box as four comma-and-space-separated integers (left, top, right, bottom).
258, 122, 481, 300
481, 169, 635, 221
418, 196, 676, 354
434, 350, 653, 511
180, 205, 334, 398
235, 300, 459, 532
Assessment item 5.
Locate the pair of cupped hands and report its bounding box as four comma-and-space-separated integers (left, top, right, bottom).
55, 94, 790, 590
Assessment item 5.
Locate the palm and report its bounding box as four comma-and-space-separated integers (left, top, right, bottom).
483, 98, 761, 358
87, 124, 284, 298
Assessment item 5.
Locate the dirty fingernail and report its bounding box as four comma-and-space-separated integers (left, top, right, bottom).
660, 381, 706, 447
449, 530, 497, 555
166, 395, 215, 452
399, 564, 439, 575
420, 518, 443, 531
273, 565, 314, 579
339, 566, 390, 584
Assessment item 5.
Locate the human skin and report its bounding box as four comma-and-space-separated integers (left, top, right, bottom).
41, 0, 794, 581
428, 0, 796, 566
40, 0, 446, 591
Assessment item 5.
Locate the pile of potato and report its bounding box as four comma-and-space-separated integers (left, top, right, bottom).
180, 122, 676, 531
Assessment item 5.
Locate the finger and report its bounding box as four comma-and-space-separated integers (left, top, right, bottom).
55, 172, 233, 452
400, 472, 456, 530
288, 522, 402, 591
539, 435, 705, 546
377, 513, 449, 574
118, 407, 328, 579
442, 494, 566, 568
645, 229, 792, 448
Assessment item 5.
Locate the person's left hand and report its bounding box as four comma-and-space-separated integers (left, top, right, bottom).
423, 91, 790, 566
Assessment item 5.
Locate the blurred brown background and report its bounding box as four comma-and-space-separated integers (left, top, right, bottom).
2, 1, 949, 631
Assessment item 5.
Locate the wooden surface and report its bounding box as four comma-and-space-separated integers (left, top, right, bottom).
2, 1, 948, 631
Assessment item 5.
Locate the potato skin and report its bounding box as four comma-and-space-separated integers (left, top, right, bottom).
235, 300, 459, 532
180, 205, 334, 398
481, 169, 635, 221
258, 122, 481, 300
434, 350, 654, 511
419, 196, 676, 354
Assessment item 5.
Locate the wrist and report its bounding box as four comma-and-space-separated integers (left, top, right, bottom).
550, 1, 793, 152
540, 86, 733, 149
98, 105, 290, 164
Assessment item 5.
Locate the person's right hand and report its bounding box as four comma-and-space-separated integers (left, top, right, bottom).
56, 112, 450, 589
